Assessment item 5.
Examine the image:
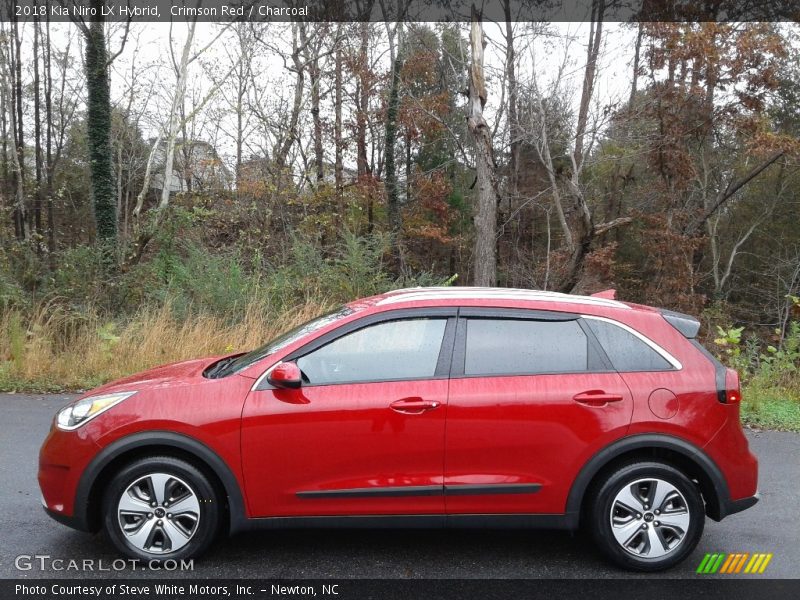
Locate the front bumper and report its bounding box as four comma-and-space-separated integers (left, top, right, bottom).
38, 425, 101, 531
43, 505, 91, 532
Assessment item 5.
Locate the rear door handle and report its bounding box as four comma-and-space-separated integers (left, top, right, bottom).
390, 397, 441, 414
573, 390, 624, 406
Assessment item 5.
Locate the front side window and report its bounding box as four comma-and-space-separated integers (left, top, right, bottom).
585, 318, 673, 372
217, 307, 354, 377
464, 318, 589, 376
297, 318, 447, 385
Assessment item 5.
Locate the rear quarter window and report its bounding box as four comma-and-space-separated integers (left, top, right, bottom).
585, 318, 673, 372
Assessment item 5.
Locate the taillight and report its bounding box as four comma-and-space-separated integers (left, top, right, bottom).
724, 368, 741, 403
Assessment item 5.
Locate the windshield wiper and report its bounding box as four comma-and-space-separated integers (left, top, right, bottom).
204, 356, 237, 379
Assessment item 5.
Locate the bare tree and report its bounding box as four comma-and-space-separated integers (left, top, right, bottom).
503, 0, 520, 198
224, 23, 256, 186
301, 24, 327, 183
355, 21, 372, 178
333, 24, 343, 195
32, 16, 43, 239
133, 20, 236, 219
158, 19, 198, 211
468, 6, 501, 287
524, 8, 633, 292
0, 18, 26, 240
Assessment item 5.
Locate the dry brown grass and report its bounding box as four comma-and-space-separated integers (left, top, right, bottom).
0, 299, 330, 391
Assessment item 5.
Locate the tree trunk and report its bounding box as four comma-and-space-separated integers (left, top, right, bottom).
503, 1, 520, 198
180, 101, 192, 194
33, 18, 43, 238
468, 7, 499, 287
356, 21, 370, 178
308, 32, 324, 183
159, 21, 196, 210
554, 0, 606, 292
384, 20, 404, 254
334, 28, 343, 195
84, 2, 117, 240
629, 22, 643, 109
1, 55, 8, 234
234, 25, 249, 189
274, 23, 304, 175
9, 15, 26, 240
572, 0, 604, 170
235, 62, 244, 188
44, 10, 56, 264
133, 132, 163, 217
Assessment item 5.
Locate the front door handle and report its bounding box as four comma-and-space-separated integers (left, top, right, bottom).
573, 390, 624, 407
390, 397, 441, 414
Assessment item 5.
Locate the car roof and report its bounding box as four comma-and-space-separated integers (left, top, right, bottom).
353, 286, 642, 313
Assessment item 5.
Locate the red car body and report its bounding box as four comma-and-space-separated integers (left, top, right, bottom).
39, 287, 758, 545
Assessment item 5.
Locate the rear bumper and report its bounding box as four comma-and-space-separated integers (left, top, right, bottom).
720, 491, 760, 519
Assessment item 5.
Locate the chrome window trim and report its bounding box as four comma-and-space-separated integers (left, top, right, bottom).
580, 315, 683, 371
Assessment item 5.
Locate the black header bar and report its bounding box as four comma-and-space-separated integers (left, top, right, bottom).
2, 0, 798, 23
4, 579, 800, 600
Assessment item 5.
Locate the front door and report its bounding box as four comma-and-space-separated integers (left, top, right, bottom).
241, 313, 455, 517
444, 310, 634, 515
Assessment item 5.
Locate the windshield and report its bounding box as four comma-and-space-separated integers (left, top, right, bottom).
215, 306, 354, 377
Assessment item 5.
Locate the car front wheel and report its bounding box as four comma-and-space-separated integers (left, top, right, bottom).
589, 461, 705, 571
102, 456, 220, 561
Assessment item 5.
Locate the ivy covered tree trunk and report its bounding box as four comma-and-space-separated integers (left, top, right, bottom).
84, 9, 116, 241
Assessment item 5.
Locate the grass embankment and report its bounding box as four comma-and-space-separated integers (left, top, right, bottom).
0, 300, 327, 393
1, 300, 798, 432
740, 380, 800, 431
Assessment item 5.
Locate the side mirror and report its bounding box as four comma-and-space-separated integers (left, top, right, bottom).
267, 361, 302, 389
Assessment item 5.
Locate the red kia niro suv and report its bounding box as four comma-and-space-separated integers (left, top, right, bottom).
39, 287, 758, 571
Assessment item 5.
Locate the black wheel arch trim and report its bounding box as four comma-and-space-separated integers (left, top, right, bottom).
71, 431, 247, 535
565, 433, 738, 525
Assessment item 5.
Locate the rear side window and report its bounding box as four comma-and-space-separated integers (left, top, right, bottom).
297, 318, 447, 385
585, 319, 673, 372
464, 318, 589, 375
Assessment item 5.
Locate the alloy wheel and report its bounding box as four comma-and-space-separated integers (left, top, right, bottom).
117, 472, 201, 554
609, 477, 691, 559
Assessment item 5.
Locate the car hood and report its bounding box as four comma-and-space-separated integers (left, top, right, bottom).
85, 355, 225, 396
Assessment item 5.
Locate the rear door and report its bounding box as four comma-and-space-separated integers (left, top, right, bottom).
444, 308, 634, 515
582, 316, 695, 433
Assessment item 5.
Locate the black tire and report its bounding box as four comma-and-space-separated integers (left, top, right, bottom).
102, 456, 220, 562
588, 461, 705, 571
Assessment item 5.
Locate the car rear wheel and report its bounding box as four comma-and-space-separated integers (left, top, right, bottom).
588, 461, 705, 571
102, 456, 220, 561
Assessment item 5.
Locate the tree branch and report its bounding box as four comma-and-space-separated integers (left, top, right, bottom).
688, 150, 784, 235
105, 15, 131, 67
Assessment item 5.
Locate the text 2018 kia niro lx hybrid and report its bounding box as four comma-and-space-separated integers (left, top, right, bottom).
39, 287, 758, 571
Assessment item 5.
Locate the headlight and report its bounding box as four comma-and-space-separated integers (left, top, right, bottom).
56, 391, 137, 430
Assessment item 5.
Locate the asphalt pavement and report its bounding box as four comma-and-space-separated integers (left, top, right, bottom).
1, 393, 797, 579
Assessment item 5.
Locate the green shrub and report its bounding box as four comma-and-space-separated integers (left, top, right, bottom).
712, 297, 800, 431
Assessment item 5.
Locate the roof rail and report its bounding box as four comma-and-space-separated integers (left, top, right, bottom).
376, 287, 630, 309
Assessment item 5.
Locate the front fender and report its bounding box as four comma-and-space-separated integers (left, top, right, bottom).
74, 430, 247, 534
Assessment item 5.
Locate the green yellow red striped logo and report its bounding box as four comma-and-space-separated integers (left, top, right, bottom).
696, 553, 773, 574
